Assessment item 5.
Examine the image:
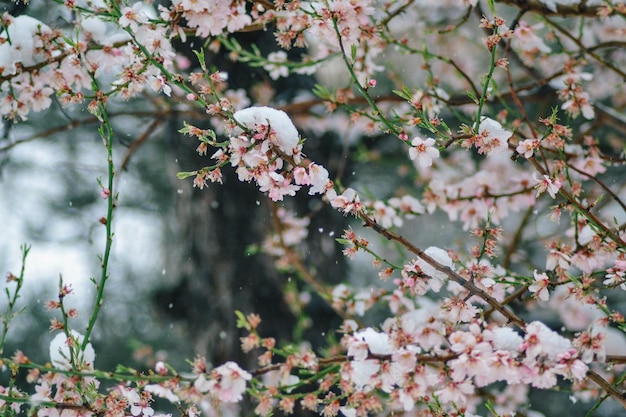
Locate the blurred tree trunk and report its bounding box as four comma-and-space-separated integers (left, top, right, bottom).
155, 118, 348, 370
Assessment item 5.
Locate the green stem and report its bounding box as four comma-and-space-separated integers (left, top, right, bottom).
330, 17, 400, 136
473, 42, 498, 133
82, 98, 115, 351
0, 244, 29, 356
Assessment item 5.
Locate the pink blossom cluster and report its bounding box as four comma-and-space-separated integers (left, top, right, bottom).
337, 301, 589, 415
2, 0, 626, 416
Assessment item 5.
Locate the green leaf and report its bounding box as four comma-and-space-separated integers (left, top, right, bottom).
312, 84, 331, 100
193, 49, 206, 71
392, 87, 413, 101
177, 171, 197, 180
335, 238, 352, 245
234, 310, 250, 330
466, 90, 479, 105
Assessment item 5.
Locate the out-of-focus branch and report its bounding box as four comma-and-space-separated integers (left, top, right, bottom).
496, 0, 618, 17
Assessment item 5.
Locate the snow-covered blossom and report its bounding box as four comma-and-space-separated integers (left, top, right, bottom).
232, 106, 300, 156
195, 361, 252, 403
408, 137, 440, 167
49, 330, 95, 370
521, 321, 572, 360
489, 327, 523, 352
477, 117, 512, 154
353, 328, 393, 356
415, 246, 454, 292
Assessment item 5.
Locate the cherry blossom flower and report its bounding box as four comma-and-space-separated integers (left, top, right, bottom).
195, 361, 252, 403
534, 174, 562, 199
264, 51, 289, 80
149, 75, 172, 97
516, 138, 540, 158
373, 201, 401, 228
257, 171, 301, 201
328, 188, 363, 215
477, 117, 512, 154
307, 163, 332, 195
604, 259, 626, 290
388, 195, 424, 217
408, 137, 440, 167
529, 270, 551, 301
119, 2, 150, 31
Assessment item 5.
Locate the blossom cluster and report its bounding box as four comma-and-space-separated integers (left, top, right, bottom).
1, 0, 626, 416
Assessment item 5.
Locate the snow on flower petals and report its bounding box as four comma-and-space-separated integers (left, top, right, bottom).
415, 246, 454, 292
477, 117, 512, 154
49, 330, 95, 370
232, 106, 300, 156
408, 137, 440, 167
194, 361, 251, 403
521, 321, 572, 360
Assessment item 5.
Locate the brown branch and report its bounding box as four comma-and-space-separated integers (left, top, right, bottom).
544, 15, 626, 81
496, 0, 615, 17
268, 202, 354, 324
118, 117, 164, 172
359, 212, 527, 330
587, 370, 626, 409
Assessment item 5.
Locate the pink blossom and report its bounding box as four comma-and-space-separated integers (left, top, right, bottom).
516, 138, 540, 158
373, 201, 401, 228
534, 174, 561, 199
119, 3, 150, 31
196, 361, 252, 403
521, 321, 572, 360
529, 270, 550, 301
328, 188, 363, 215
257, 172, 300, 201
388, 195, 424, 217
408, 137, 440, 167
441, 297, 479, 323
264, 51, 289, 80
149, 75, 172, 97
434, 380, 474, 405
513, 21, 551, 57
477, 117, 512, 154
